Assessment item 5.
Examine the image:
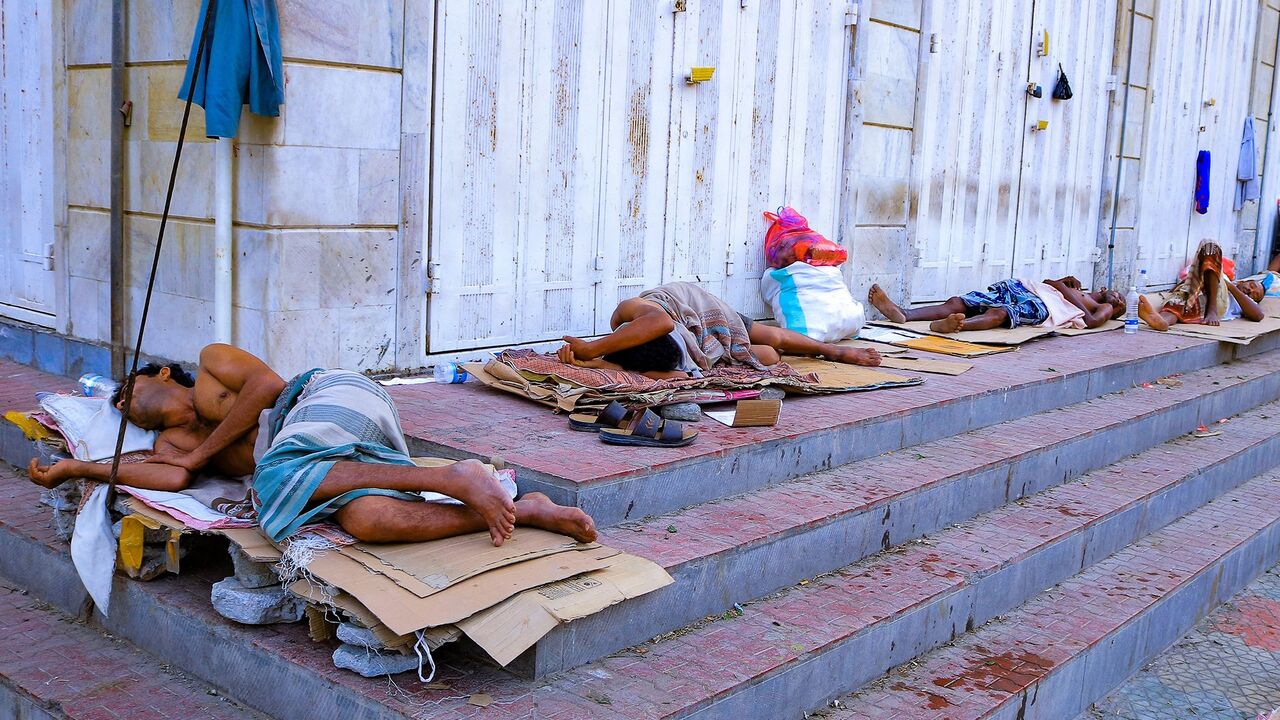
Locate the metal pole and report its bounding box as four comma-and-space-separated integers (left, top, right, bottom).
109, 0, 126, 373
1106, 0, 1138, 290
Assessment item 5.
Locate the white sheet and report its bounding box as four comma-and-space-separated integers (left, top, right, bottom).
37, 394, 157, 461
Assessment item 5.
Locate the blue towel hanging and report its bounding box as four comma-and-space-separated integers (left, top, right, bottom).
1194, 150, 1211, 215
178, 0, 284, 139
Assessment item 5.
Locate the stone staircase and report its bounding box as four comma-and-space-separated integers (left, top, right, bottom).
0, 330, 1278, 719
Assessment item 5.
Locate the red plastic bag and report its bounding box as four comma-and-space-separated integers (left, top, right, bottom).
762, 207, 847, 269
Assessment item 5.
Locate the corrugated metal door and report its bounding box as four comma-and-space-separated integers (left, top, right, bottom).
1134, 0, 1257, 287
667, 0, 850, 318
428, 1, 613, 352
1187, 0, 1258, 260
428, 0, 853, 352
0, 0, 57, 326
912, 0, 1036, 301
1011, 1, 1117, 282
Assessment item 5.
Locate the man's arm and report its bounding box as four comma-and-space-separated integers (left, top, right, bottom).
149, 344, 284, 471
1045, 279, 1114, 328
30, 433, 193, 491
1227, 282, 1264, 321
557, 299, 675, 363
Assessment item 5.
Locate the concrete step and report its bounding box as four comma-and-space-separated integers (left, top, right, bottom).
2, 399, 1276, 719
516, 350, 1280, 676
834, 472, 1280, 719
391, 330, 1256, 524
0, 576, 266, 720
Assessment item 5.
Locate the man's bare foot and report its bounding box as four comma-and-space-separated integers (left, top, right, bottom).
929, 313, 966, 334
868, 284, 907, 323
1203, 309, 1221, 326
435, 460, 517, 546
1137, 296, 1168, 331
27, 459, 72, 489
825, 345, 882, 367
515, 492, 597, 543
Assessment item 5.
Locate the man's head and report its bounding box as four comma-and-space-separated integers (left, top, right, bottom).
111, 363, 196, 430
603, 335, 682, 373
1239, 279, 1266, 303
1094, 289, 1126, 315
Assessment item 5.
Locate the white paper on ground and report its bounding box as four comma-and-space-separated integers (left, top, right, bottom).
70, 484, 116, 616
859, 325, 924, 343
376, 377, 435, 386
704, 409, 738, 427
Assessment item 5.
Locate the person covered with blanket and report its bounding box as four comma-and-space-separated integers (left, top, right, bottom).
867, 277, 1126, 334
26, 344, 595, 546
1138, 240, 1265, 331
556, 281, 881, 377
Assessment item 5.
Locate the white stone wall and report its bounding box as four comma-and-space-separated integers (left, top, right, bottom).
62, 0, 406, 376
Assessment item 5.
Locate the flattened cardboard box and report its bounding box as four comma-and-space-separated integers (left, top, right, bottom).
457, 553, 673, 666
304, 540, 617, 636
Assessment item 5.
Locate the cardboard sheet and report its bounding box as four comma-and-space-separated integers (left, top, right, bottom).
457, 553, 674, 666
288, 579, 418, 650
1142, 291, 1280, 345
1056, 319, 1124, 335
871, 320, 1054, 345
782, 356, 924, 391
219, 526, 282, 562
837, 338, 908, 355
703, 399, 782, 427
351, 529, 598, 592
305, 543, 617, 636
122, 497, 189, 531
877, 356, 973, 376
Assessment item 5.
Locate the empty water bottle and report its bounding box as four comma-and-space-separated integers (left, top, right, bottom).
432, 362, 470, 384
1124, 284, 1140, 335
79, 373, 119, 397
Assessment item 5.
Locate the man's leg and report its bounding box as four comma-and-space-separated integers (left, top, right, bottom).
1137, 295, 1176, 331
930, 307, 1008, 333
313, 459, 518, 545
334, 492, 596, 544
746, 323, 881, 366
868, 284, 969, 323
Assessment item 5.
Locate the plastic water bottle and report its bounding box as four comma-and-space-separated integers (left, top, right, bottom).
79, 373, 119, 397
432, 362, 469, 384
1124, 284, 1140, 335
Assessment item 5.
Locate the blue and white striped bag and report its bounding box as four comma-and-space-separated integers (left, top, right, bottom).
760, 262, 866, 343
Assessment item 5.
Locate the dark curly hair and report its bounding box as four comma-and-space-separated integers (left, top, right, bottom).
603, 335, 682, 373
111, 363, 196, 408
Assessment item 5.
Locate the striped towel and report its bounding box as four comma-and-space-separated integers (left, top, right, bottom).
252, 369, 420, 542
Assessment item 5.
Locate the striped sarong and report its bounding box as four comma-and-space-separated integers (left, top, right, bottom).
252, 369, 421, 542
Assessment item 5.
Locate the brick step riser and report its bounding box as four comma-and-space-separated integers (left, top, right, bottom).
682, 434, 1280, 720
519, 370, 1280, 678
0, 527, 402, 720
0, 680, 61, 720
417, 342, 1232, 526
989, 519, 1280, 720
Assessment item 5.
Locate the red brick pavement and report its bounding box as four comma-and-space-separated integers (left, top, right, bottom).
0, 577, 265, 719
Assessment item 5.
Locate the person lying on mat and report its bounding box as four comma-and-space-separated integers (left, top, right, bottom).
866, 277, 1125, 334
1139, 241, 1264, 331
1235, 251, 1280, 299
555, 281, 881, 378
26, 343, 595, 547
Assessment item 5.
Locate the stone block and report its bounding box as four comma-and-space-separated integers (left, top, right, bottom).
210, 577, 304, 625
127, 0, 203, 63
66, 0, 111, 65
66, 277, 111, 344
235, 145, 361, 226
331, 643, 419, 678
335, 622, 386, 650
283, 64, 401, 150
229, 545, 280, 589
659, 403, 701, 422
278, 0, 404, 69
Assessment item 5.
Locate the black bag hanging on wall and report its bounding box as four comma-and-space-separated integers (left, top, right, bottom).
1052, 63, 1073, 100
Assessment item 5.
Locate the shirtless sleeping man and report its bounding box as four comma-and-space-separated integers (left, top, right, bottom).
867, 277, 1125, 333
27, 343, 595, 546
556, 281, 881, 379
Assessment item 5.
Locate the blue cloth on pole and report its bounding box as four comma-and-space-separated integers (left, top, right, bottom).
178, 0, 283, 139
1194, 150, 1211, 215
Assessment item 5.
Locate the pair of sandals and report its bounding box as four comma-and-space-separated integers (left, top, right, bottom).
568, 400, 699, 447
